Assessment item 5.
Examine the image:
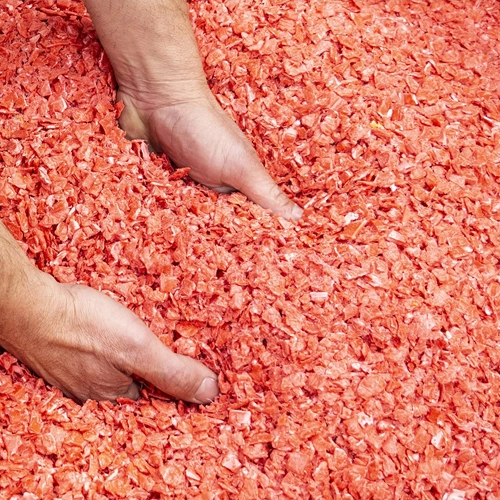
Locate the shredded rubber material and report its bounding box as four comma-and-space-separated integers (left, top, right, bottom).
1, 0, 500, 498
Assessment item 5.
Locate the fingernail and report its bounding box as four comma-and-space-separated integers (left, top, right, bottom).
292, 204, 304, 222
194, 377, 219, 404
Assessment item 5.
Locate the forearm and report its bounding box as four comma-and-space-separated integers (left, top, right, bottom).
83, 0, 207, 100
0, 222, 53, 349
0, 222, 35, 303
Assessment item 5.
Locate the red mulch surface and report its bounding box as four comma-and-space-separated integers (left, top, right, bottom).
1, 0, 500, 498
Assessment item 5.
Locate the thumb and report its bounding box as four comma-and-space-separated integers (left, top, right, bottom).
128, 331, 219, 404
233, 160, 303, 221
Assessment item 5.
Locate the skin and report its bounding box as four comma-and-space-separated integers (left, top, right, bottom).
86, 0, 303, 220
0, 0, 302, 403
0, 221, 219, 403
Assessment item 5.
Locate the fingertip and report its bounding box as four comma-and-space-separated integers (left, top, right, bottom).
193, 376, 219, 404
132, 337, 219, 404
237, 169, 302, 221
291, 203, 304, 222
273, 198, 303, 222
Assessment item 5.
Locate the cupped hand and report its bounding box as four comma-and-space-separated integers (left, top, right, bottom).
1, 275, 218, 403
117, 87, 303, 221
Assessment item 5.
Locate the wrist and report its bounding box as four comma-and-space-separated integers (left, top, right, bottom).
0, 225, 58, 350
118, 75, 210, 110
0, 263, 54, 344
84, 0, 208, 104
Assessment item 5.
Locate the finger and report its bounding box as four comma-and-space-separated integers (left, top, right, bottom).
240, 170, 304, 221
126, 331, 219, 404
72, 285, 219, 404
83, 373, 139, 403
206, 104, 303, 220
118, 381, 141, 401
231, 156, 303, 221
84, 381, 140, 403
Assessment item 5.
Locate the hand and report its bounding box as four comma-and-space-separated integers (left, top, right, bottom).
83, 0, 303, 221
118, 87, 304, 221
0, 272, 218, 403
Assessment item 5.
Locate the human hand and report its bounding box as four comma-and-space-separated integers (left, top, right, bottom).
118, 87, 304, 221
0, 271, 219, 403
83, 0, 303, 221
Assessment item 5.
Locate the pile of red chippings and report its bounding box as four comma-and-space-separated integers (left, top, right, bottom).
1, 0, 500, 498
